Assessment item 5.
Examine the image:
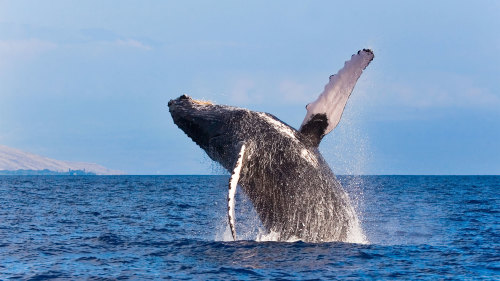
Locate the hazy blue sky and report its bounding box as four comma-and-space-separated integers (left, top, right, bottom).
1, 1, 499, 174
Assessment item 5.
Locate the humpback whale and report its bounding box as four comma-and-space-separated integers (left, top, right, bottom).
168, 49, 374, 242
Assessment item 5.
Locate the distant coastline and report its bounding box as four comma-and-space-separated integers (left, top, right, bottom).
0, 169, 97, 175
0, 144, 123, 175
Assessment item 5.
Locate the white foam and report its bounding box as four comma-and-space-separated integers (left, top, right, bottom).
215, 225, 235, 242
345, 218, 369, 244
255, 230, 302, 242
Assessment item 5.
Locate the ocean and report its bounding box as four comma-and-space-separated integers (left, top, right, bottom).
0, 175, 498, 280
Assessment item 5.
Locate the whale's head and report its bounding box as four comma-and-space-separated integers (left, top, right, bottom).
168, 94, 248, 169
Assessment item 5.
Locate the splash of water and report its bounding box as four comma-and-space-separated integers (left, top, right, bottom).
210, 132, 369, 243
318, 80, 371, 244
214, 182, 368, 244
215, 187, 265, 241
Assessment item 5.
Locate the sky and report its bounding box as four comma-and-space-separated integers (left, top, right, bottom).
0, 1, 499, 175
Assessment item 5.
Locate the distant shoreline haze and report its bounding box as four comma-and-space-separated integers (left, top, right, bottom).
0, 144, 123, 175
0, 169, 97, 175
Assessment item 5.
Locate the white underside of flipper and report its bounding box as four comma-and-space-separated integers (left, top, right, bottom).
300, 49, 374, 135
228, 144, 246, 241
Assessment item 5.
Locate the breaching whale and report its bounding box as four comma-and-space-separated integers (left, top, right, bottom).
168, 49, 374, 242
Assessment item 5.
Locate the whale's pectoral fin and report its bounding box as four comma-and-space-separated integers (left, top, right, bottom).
228, 143, 247, 241
299, 49, 374, 147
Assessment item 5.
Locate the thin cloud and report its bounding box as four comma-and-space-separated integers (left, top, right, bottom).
0, 39, 57, 56
114, 39, 152, 51
229, 78, 263, 105
378, 73, 500, 110
278, 80, 311, 104
197, 40, 246, 49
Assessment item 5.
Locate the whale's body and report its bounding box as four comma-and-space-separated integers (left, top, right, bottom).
168, 50, 374, 242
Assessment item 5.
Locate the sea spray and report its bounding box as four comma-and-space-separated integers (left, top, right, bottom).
213, 162, 369, 243
318, 81, 371, 244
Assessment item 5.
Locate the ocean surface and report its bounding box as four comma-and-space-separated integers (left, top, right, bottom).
0, 175, 498, 280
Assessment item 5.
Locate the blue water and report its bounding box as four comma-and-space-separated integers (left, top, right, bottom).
0, 175, 498, 280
